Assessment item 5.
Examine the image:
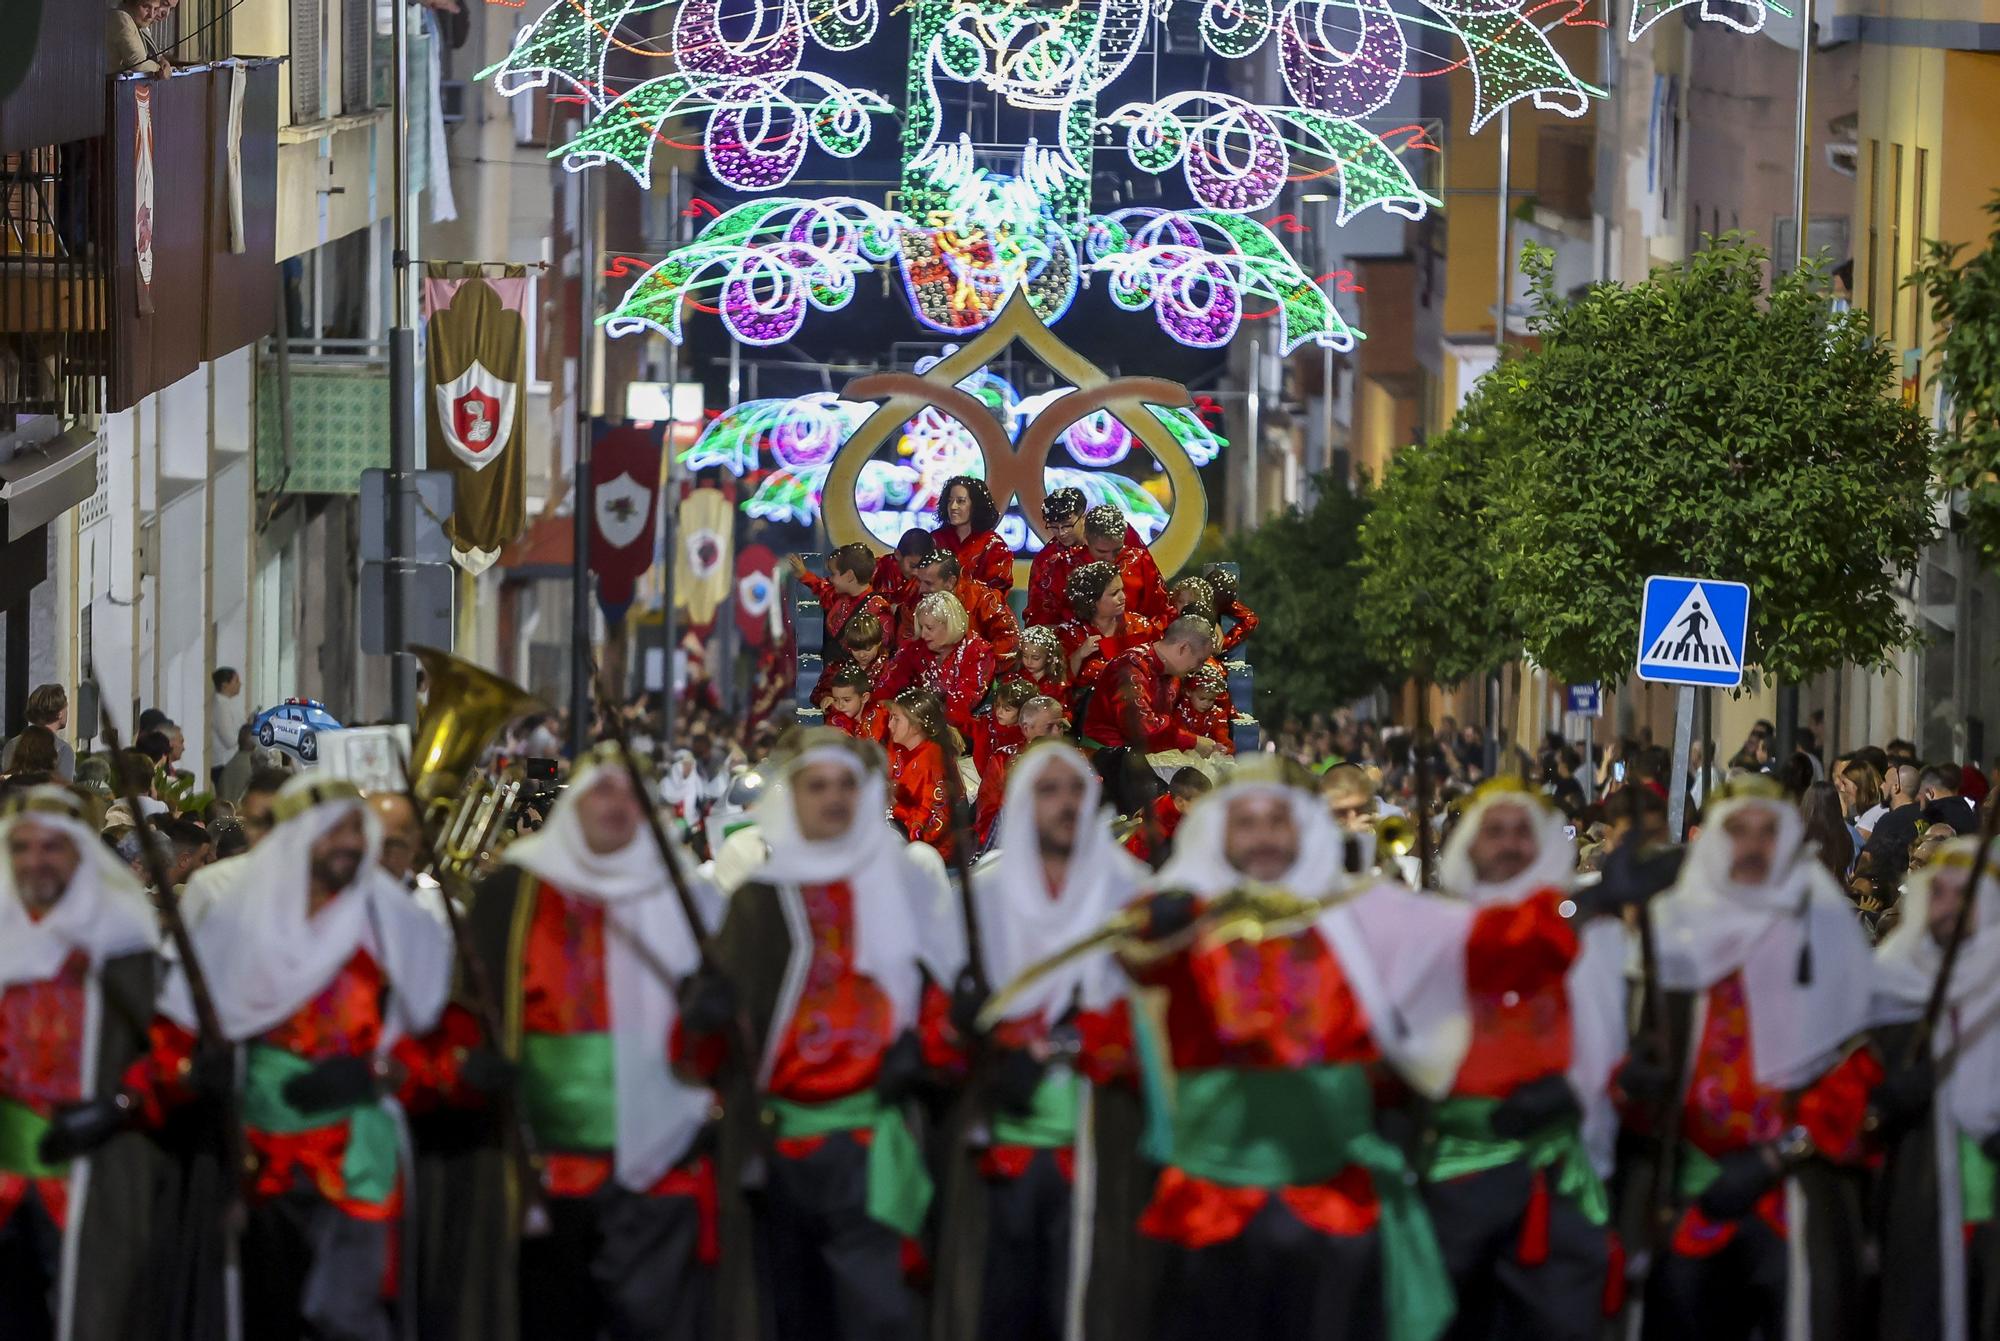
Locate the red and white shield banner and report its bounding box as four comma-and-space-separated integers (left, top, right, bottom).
134, 83, 155, 316
433, 360, 517, 471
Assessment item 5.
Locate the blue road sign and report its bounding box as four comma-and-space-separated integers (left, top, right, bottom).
1565, 683, 1602, 717
1636, 576, 1750, 688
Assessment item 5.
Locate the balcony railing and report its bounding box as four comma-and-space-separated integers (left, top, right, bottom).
0, 60, 281, 428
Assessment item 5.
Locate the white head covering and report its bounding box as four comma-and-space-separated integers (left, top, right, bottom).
748, 739, 963, 1031
977, 744, 1147, 1024
1434, 784, 1623, 1171
0, 789, 157, 991
1153, 768, 1474, 1100
505, 757, 719, 1190
1154, 775, 1345, 898
163, 775, 451, 1046
1652, 788, 1873, 1089
1437, 785, 1577, 906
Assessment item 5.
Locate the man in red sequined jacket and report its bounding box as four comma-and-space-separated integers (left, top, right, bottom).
1115, 760, 1470, 1341
458, 750, 724, 1341
674, 732, 963, 1341
1, 787, 161, 1341
1618, 780, 1883, 1341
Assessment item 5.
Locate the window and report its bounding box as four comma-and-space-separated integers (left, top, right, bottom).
1889, 143, 1903, 344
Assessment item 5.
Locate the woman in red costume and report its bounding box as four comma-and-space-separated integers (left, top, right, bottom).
936, 476, 1013, 596
1056, 561, 1157, 711
882, 591, 995, 737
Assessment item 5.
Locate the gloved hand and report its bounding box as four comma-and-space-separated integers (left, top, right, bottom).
37, 1094, 135, 1164
990, 1048, 1050, 1116
281, 1055, 380, 1114
187, 1046, 236, 1101
875, 1032, 926, 1106
1612, 1047, 1676, 1109
677, 969, 737, 1038
1867, 1058, 1934, 1139
948, 968, 990, 1042
1488, 1074, 1581, 1139
1576, 834, 1684, 920
459, 1048, 518, 1097
1695, 1147, 1783, 1221
1137, 890, 1198, 942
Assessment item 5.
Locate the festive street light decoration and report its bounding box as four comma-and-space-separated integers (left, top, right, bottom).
1628, 0, 1784, 39
482, 0, 1623, 350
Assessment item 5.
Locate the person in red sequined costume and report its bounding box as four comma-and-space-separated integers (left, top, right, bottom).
1115, 760, 1469, 1341
912, 551, 1021, 672
674, 732, 963, 1341
884, 689, 957, 860
458, 751, 724, 1341
1081, 504, 1170, 626
973, 694, 1068, 850
789, 544, 896, 708
0, 787, 160, 1341
1619, 779, 1882, 1340
1024, 487, 1088, 629
936, 476, 1014, 596
925, 743, 1149, 1341
1425, 783, 1627, 1341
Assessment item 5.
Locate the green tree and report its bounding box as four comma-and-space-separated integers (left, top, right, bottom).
1216, 477, 1384, 721
1355, 381, 1521, 684
1909, 192, 2000, 565
1495, 236, 1936, 687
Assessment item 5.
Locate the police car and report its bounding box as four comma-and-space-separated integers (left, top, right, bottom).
253, 698, 342, 763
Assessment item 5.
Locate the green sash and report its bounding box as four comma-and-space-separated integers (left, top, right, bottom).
1165, 1066, 1454, 1341
241, 1044, 399, 1206
1962, 1130, 1997, 1226
990, 1070, 1080, 1150
1426, 1094, 1609, 1226
521, 1032, 618, 1151
765, 1090, 933, 1238
1676, 1143, 1721, 1203
0, 1098, 61, 1180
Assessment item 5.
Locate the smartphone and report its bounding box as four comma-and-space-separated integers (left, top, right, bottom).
1612, 761, 1626, 783
1564, 824, 1577, 841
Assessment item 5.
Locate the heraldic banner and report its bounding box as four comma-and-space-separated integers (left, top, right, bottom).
423, 262, 529, 572
674, 486, 735, 632
589, 419, 665, 625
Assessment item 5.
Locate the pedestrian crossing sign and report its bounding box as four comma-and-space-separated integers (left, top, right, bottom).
1636, 576, 1750, 688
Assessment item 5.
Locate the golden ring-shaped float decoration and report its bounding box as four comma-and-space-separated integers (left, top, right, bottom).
818, 294, 1209, 584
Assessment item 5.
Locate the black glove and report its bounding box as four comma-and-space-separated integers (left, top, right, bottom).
459, 1048, 519, 1097
948, 968, 990, 1042
1137, 890, 1198, 942
187, 1046, 236, 1102
1868, 1058, 1934, 1139
990, 1048, 1050, 1116
280, 1055, 380, 1114
1578, 834, 1685, 919
36, 1094, 135, 1164
1696, 1147, 1782, 1221
1488, 1074, 1581, 1139
677, 969, 737, 1038
875, 1031, 926, 1106
1613, 1047, 1675, 1109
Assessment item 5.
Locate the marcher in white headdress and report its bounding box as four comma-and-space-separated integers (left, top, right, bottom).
0, 786, 160, 1341
1869, 836, 2000, 1341
1633, 777, 1878, 1341
676, 729, 958, 1341
1425, 779, 1623, 1341
931, 743, 1150, 1341
450, 748, 722, 1341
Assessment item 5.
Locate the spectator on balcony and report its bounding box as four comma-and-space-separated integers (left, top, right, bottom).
1, 683, 75, 781
108, 0, 175, 77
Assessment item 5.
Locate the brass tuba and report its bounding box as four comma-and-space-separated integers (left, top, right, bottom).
410, 645, 546, 876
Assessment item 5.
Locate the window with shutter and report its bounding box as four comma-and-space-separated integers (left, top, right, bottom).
342, 0, 373, 115
291, 0, 324, 124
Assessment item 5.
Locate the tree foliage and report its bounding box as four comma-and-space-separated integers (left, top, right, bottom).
1494, 236, 1937, 687
1909, 191, 2000, 566
1355, 382, 1521, 684
1217, 477, 1385, 720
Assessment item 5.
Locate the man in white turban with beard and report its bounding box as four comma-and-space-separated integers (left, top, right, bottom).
929, 741, 1151, 1341
1620, 776, 1882, 1341
0, 787, 159, 1341
1424, 779, 1626, 1341
674, 728, 962, 1341
446, 745, 724, 1341
114, 774, 461, 1341
1114, 756, 1463, 1341
1868, 835, 2000, 1341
